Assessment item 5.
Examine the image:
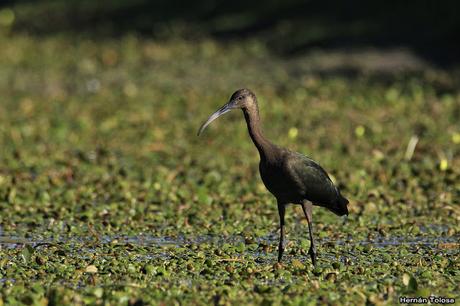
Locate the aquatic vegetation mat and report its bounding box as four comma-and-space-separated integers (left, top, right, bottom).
0, 31, 459, 305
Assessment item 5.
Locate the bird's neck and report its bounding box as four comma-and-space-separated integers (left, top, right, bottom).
242, 105, 276, 162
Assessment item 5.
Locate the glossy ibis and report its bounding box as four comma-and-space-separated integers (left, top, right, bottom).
198, 89, 349, 265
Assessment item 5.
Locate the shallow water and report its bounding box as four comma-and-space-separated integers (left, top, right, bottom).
1, 231, 457, 250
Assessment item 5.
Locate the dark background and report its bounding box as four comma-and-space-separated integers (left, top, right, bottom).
2, 0, 460, 66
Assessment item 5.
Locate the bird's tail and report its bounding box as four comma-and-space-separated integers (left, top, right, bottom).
330, 189, 349, 216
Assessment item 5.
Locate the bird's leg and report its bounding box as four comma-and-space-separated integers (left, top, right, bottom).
301, 200, 316, 266
277, 202, 286, 262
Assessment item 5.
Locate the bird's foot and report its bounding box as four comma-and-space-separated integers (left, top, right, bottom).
308, 246, 317, 266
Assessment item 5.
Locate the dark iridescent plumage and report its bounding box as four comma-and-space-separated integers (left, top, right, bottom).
198, 88, 349, 265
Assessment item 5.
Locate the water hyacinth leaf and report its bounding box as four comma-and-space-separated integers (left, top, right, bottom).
402, 273, 418, 292
85, 265, 98, 274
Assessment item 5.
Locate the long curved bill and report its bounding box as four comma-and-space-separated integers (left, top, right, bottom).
197, 103, 233, 136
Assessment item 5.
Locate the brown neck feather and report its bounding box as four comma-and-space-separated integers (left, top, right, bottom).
242, 102, 276, 162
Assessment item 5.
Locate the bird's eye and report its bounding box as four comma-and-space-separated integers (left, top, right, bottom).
238, 96, 242, 100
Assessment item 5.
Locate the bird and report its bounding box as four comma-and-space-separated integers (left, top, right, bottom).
197, 88, 349, 266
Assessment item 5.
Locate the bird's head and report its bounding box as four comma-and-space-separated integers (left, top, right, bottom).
197, 88, 256, 136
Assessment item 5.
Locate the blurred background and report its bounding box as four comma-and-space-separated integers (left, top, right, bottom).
1, 0, 459, 171
2, 0, 460, 67
2, 0, 460, 65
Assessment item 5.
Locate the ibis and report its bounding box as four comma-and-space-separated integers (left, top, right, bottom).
198, 89, 349, 265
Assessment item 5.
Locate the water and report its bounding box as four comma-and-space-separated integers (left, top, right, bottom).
0, 230, 457, 250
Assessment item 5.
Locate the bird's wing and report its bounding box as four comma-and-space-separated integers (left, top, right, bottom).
285, 152, 338, 204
